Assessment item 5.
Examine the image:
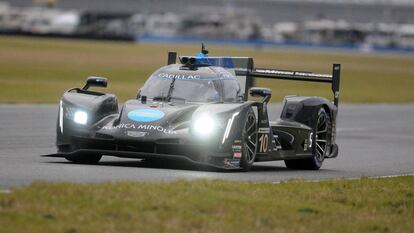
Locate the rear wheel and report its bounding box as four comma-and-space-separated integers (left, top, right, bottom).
65, 152, 102, 164
240, 108, 258, 171
285, 107, 331, 170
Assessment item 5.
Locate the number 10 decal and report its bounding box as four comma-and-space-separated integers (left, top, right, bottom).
258, 133, 269, 153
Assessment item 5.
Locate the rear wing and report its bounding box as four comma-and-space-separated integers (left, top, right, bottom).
166, 52, 341, 107
243, 64, 341, 107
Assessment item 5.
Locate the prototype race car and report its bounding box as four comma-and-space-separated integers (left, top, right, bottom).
44, 46, 341, 171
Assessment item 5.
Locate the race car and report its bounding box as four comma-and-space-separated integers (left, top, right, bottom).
44, 45, 341, 171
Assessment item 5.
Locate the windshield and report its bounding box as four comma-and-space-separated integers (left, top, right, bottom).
139, 65, 241, 103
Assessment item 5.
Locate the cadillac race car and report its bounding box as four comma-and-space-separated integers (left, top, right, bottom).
44, 46, 341, 171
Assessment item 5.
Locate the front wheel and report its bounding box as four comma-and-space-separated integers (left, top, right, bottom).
285, 107, 331, 170
240, 108, 258, 171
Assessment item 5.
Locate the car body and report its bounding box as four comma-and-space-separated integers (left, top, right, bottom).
44, 47, 341, 171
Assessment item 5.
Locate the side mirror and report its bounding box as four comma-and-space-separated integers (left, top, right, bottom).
82, 76, 108, 90
250, 87, 272, 103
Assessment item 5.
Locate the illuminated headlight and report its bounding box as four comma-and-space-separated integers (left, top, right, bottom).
59, 101, 63, 133
73, 111, 88, 125
192, 115, 216, 136
222, 112, 239, 144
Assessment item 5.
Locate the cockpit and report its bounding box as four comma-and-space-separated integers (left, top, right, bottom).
139, 64, 242, 103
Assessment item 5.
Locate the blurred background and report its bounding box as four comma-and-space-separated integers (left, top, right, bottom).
0, 0, 413, 104
1, 0, 414, 51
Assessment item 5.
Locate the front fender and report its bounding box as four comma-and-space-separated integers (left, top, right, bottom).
56, 90, 118, 147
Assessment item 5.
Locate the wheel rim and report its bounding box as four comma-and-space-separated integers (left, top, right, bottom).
244, 113, 257, 163
315, 112, 328, 161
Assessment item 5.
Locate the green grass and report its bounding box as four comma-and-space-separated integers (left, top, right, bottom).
1, 36, 414, 103
1, 176, 413, 233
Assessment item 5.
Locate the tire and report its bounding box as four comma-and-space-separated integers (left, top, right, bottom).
240, 107, 258, 172
65, 152, 102, 164
285, 107, 331, 170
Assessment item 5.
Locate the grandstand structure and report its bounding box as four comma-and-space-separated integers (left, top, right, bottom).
3, 0, 414, 25
2, 0, 414, 50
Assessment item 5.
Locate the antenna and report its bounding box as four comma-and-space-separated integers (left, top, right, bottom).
201, 43, 208, 56
167, 51, 177, 65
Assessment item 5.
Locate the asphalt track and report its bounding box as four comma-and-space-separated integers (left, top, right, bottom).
1, 104, 414, 188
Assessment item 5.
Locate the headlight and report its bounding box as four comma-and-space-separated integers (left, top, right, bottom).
73, 111, 88, 125
59, 101, 63, 133
222, 112, 239, 144
192, 115, 216, 136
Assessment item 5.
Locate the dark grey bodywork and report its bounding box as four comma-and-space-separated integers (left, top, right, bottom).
47, 53, 340, 170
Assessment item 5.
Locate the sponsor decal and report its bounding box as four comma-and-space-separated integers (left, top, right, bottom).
127, 131, 147, 138
258, 128, 270, 133
229, 159, 240, 166
303, 139, 309, 151
258, 128, 271, 153
102, 123, 136, 130
158, 72, 235, 81
255, 69, 332, 78
136, 124, 177, 134
232, 145, 242, 150
128, 109, 165, 122
233, 152, 242, 158
232, 143, 242, 159
158, 73, 201, 80
224, 158, 241, 167
215, 69, 233, 78
101, 123, 177, 135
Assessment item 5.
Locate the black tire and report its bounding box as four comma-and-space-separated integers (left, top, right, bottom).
65, 152, 102, 164
240, 108, 258, 172
285, 107, 331, 170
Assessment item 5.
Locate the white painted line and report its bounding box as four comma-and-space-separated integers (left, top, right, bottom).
337, 128, 367, 132
271, 173, 414, 184
367, 174, 414, 179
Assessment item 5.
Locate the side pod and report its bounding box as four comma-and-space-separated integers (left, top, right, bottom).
280, 96, 337, 127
